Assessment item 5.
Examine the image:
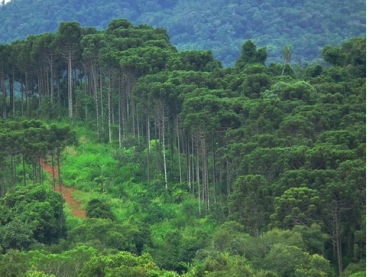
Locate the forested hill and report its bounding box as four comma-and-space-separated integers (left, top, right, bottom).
0, 16, 366, 276
0, 0, 365, 66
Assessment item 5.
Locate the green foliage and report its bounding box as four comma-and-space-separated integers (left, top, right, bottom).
228, 175, 271, 235
86, 199, 115, 220
235, 40, 267, 69
270, 187, 323, 229
20, 246, 97, 277
23, 270, 56, 277
263, 244, 335, 277
0, 186, 66, 251
187, 252, 257, 277
348, 272, 366, 277
66, 218, 151, 254
343, 259, 366, 277
0, 250, 29, 277
0, 219, 36, 251
78, 251, 179, 277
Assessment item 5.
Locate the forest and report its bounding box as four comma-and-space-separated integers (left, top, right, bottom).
0, 0, 366, 66
0, 18, 366, 277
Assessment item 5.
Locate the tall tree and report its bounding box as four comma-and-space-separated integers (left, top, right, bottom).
56, 22, 82, 120
281, 45, 293, 75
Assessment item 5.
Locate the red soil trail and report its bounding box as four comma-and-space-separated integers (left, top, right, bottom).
40, 160, 86, 219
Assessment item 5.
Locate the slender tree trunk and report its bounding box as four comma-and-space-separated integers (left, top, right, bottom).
39, 159, 44, 185
212, 137, 217, 204
200, 134, 210, 211
332, 204, 344, 276
100, 70, 104, 137
92, 66, 100, 139
176, 118, 182, 185
136, 104, 140, 139
147, 113, 151, 184
187, 134, 192, 192
20, 81, 24, 116
68, 49, 73, 120
196, 136, 201, 215
57, 76, 61, 115
118, 77, 122, 148
107, 76, 112, 144
50, 54, 54, 105
10, 71, 14, 117
32, 161, 36, 184
226, 161, 231, 196
57, 150, 62, 194
52, 153, 56, 190
25, 72, 30, 116
1, 72, 6, 119
161, 107, 168, 190
191, 135, 195, 195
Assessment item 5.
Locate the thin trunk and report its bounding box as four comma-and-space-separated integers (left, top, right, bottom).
147, 113, 151, 184
25, 72, 29, 116
177, 118, 182, 185
118, 78, 122, 148
212, 137, 217, 204
68, 49, 73, 119
136, 105, 140, 139
100, 70, 104, 137
226, 161, 231, 196
39, 160, 43, 185
196, 136, 201, 215
50, 53, 54, 104
1, 73, 6, 119
21, 82, 24, 116
334, 206, 343, 276
108, 76, 112, 144
10, 72, 14, 117
37, 71, 42, 110
93, 66, 100, 139
32, 162, 36, 184
52, 153, 56, 190
162, 107, 168, 190
57, 76, 61, 115
187, 134, 192, 192
201, 135, 209, 211
191, 135, 195, 195
57, 150, 62, 194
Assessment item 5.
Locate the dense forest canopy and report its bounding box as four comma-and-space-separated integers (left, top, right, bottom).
0, 15, 366, 277
0, 0, 366, 66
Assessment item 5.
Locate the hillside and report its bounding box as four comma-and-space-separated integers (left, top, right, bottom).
0, 0, 366, 66
0, 16, 366, 276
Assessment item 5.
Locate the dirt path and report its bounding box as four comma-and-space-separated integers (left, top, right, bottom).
40, 160, 86, 219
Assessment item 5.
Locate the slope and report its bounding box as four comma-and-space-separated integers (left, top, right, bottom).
40, 160, 86, 219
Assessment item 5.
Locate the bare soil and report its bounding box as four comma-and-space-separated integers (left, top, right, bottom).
40, 160, 86, 219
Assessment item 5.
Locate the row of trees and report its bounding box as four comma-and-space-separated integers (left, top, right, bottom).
0, 120, 76, 196
0, 0, 365, 65
0, 19, 366, 276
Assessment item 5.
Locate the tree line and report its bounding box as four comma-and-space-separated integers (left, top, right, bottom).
0, 0, 365, 66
